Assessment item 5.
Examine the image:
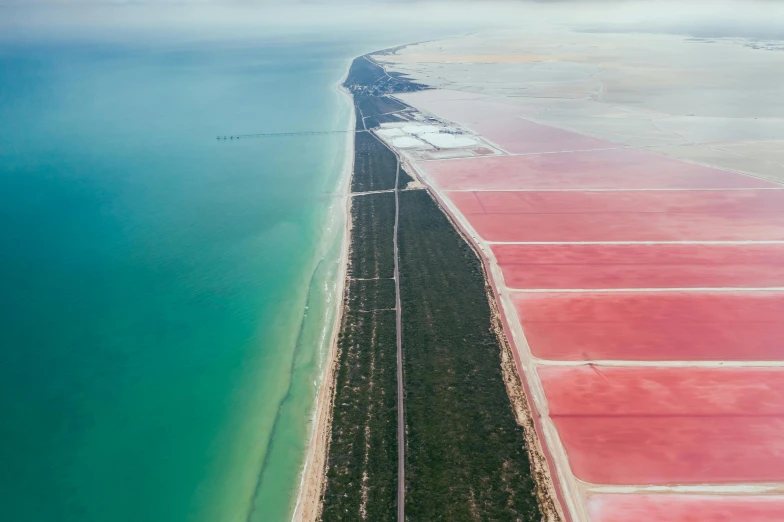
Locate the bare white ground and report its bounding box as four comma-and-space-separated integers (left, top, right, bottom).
418, 133, 478, 148
390, 136, 430, 149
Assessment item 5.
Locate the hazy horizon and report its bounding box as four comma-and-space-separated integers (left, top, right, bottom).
3, 1, 784, 43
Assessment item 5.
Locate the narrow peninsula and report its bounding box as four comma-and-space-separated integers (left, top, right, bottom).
298, 48, 554, 522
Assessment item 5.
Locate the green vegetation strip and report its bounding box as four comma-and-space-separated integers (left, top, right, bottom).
351, 133, 398, 193
397, 168, 414, 190
322, 191, 399, 521
398, 190, 542, 521
348, 192, 395, 280
350, 278, 396, 312
322, 298, 398, 521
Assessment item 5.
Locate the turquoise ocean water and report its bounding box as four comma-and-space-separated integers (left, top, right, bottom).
0, 35, 357, 522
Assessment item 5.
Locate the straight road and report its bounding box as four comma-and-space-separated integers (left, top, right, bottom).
392, 157, 405, 522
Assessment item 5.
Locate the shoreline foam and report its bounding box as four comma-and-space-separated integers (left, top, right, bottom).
290, 57, 356, 522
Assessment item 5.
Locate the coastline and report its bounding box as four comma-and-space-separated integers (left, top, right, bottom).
291, 58, 356, 522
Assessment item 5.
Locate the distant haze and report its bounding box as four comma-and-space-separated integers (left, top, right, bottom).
3, 0, 784, 41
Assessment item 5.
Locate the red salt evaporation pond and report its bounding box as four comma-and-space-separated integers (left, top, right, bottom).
452, 189, 784, 215
470, 118, 614, 154
587, 495, 784, 522
463, 209, 784, 242
555, 415, 784, 484
448, 190, 784, 242
491, 243, 784, 289
539, 366, 784, 416
471, 147, 495, 156
514, 291, 784, 361
423, 148, 777, 190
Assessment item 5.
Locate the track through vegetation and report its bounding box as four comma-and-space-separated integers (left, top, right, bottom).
321, 189, 398, 521
351, 132, 398, 193
320, 54, 543, 522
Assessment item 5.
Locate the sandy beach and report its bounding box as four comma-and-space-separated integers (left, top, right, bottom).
290, 60, 356, 522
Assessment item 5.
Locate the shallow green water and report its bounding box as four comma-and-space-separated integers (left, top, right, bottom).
0, 36, 353, 522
